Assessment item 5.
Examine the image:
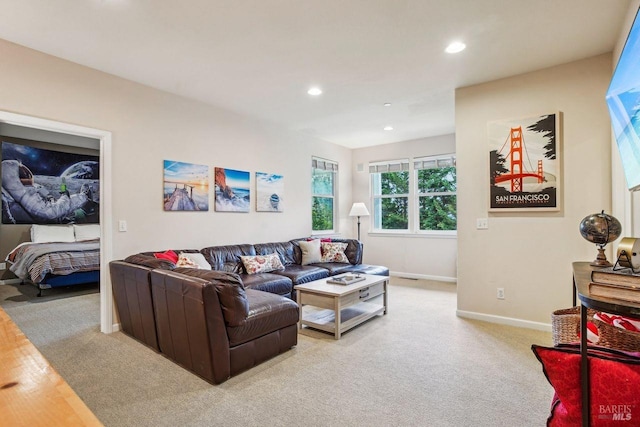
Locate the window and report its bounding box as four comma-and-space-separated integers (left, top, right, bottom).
369, 155, 456, 234
415, 155, 457, 232
370, 159, 410, 231
311, 157, 338, 232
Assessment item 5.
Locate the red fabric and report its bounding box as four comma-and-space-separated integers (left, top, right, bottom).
153, 250, 178, 263
532, 344, 640, 426
306, 238, 332, 242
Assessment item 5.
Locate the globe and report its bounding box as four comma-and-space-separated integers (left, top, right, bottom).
579, 211, 622, 267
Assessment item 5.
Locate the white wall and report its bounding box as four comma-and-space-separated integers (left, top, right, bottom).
456, 54, 613, 328
0, 38, 353, 261
351, 135, 457, 281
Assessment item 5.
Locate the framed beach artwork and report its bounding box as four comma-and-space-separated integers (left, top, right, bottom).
215, 167, 250, 212
1, 141, 100, 224
163, 160, 209, 211
256, 172, 284, 212
488, 112, 562, 212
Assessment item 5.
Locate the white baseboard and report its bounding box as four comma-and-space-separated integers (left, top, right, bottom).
0, 278, 22, 285
112, 323, 121, 332
390, 271, 457, 283
456, 310, 551, 332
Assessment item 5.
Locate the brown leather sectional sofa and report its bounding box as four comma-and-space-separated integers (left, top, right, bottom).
109, 238, 388, 384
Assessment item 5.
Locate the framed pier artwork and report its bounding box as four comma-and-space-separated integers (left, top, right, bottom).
487, 112, 562, 212
163, 160, 209, 211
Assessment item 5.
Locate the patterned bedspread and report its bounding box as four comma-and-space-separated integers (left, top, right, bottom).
6, 240, 100, 284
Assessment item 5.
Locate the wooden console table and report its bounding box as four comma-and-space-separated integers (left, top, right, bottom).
573, 262, 640, 427
0, 307, 102, 426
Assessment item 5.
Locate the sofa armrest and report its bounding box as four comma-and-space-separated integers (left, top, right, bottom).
149, 269, 232, 384
172, 268, 249, 327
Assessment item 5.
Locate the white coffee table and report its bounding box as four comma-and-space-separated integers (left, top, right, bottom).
294, 274, 388, 339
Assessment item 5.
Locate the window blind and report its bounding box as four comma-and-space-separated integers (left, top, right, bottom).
312, 157, 338, 171
413, 155, 456, 171
369, 159, 410, 173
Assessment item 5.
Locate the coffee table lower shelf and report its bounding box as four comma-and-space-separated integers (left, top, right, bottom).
300, 299, 385, 337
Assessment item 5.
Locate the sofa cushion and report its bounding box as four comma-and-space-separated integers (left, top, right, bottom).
173, 268, 249, 327
320, 242, 349, 263
240, 253, 285, 274
179, 252, 211, 270
273, 264, 329, 284
299, 239, 322, 265
240, 273, 293, 297
309, 262, 354, 276
154, 250, 179, 263
201, 244, 256, 273
226, 289, 299, 347
254, 241, 297, 265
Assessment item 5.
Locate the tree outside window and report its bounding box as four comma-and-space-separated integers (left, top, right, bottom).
371, 160, 409, 231
311, 158, 337, 232
417, 166, 457, 231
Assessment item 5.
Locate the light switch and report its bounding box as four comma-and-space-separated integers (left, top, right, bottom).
476, 218, 488, 230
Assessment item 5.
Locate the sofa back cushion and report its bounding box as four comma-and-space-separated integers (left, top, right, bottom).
173, 268, 249, 327
200, 244, 256, 273
254, 241, 296, 265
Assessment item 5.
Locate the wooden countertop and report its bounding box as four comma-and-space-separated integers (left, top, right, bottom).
0, 307, 103, 426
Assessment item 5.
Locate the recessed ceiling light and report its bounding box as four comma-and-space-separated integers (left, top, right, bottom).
307, 87, 322, 96
445, 41, 466, 54
383, 126, 393, 131
383, 103, 391, 107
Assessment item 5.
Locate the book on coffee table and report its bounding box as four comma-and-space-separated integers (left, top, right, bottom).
327, 274, 366, 285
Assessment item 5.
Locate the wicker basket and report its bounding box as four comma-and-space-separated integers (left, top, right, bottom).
551, 306, 596, 346
593, 319, 640, 352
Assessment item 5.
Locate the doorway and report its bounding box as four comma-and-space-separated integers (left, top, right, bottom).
0, 110, 114, 333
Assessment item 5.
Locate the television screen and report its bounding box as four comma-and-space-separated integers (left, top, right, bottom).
607, 6, 640, 191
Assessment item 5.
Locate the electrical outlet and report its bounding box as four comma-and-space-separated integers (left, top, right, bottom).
0, 262, 5, 270
497, 288, 505, 299
118, 220, 127, 232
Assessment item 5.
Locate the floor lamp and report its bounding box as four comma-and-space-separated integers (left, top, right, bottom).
349, 202, 370, 241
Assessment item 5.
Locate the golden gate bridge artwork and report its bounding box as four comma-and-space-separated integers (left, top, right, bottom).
488, 113, 559, 211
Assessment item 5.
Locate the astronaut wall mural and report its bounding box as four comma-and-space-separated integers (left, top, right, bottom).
1, 141, 100, 224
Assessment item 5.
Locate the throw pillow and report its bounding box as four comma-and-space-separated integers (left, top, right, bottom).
31, 224, 75, 243
299, 239, 322, 265
73, 224, 101, 241
179, 252, 211, 270
532, 344, 640, 426
176, 254, 199, 268
153, 250, 179, 263
240, 253, 285, 275
321, 242, 349, 263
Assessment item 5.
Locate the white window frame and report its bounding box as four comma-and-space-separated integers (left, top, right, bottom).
414, 154, 457, 236
311, 156, 338, 235
370, 159, 410, 233
368, 155, 457, 238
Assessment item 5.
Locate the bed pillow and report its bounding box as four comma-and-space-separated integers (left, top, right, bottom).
240, 253, 284, 274
321, 242, 349, 263
73, 224, 101, 241
532, 344, 640, 426
176, 254, 199, 268
153, 250, 179, 263
31, 224, 75, 243
179, 252, 211, 270
299, 239, 322, 265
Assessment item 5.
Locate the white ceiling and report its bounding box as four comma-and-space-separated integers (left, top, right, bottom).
0, 0, 631, 148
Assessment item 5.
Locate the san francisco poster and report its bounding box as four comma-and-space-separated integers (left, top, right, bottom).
488, 113, 561, 211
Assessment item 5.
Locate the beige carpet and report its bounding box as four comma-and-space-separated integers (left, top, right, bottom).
0, 278, 554, 426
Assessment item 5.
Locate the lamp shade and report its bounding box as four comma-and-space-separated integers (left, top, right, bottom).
349, 202, 370, 217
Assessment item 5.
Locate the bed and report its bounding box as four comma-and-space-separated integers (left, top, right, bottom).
5, 224, 100, 296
